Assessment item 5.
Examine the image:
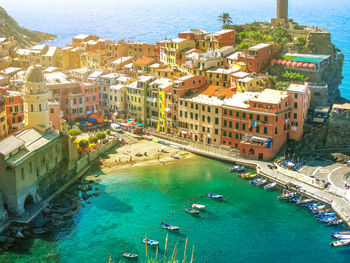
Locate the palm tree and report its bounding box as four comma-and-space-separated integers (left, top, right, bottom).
217, 13, 233, 27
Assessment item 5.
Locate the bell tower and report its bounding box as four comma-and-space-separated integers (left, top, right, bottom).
277, 0, 288, 20
22, 65, 51, 131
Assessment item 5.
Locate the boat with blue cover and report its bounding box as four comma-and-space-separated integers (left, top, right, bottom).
304, 202, 320, 208
290, 197, 302, 203
255, 179, 268, 186
141, 238, 159, 246
161, 222, 179, 231
185, 208, 200, 215
249, 178, 263, 184
229, 165, 244, 172
296, 198, 313, 205
206, 193, 223, 199
327, 218, 343, 226
332, 231, 350, 239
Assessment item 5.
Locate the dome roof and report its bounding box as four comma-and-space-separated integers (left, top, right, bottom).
24, 65, 45, 83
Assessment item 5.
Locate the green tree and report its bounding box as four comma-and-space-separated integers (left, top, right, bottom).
295, 36, 306, 51
217, 13, 232, 27
270, 26, 291, 45
106, 129, 111, 135
69, 128, 81, 136
96, 131, 106, 141
88, 136, 98, 144
79, 139, 89, 150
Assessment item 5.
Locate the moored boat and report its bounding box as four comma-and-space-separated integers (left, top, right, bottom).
290, 197, 302, 203
327, 218, 343, 226
185, 208, 200, 215
237, 173, 249, 178
332, 231, 350, 236
161, 222, 180, 231
255, 179, 268, 186
249, 178, 263, 184
332, 233, 350, 239
311, 208, 330, 214
192, 203, 206, 210
170, 154, 180, 159
206, 193, 223, 199
296, 198, 313, 205
277, 190, 297, 200
123, 253, 138, 259
141, 238, 159, 246
330, 239, 350, 247
229, 165, 244, 172
264, 182, 277, 189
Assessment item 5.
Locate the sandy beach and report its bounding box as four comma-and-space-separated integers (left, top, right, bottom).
100, 138, 192, 174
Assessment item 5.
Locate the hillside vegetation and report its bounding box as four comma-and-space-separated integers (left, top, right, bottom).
0, 7, 55, 47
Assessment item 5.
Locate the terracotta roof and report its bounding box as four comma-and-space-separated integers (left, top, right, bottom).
134, 56, 155, 66
198, 85, 234, 99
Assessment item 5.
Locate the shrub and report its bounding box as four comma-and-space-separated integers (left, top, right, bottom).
79, 139, 89, 149
106, 129, 111, 135
96, 131, 106, 141
69, 128, 81, 136
88, 136, 98, 144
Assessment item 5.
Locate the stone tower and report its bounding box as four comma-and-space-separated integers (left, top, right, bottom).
277, 0, 288, 20
22, 65, 51, 131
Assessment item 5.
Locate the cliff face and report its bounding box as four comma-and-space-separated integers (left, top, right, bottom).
0, 7, 55, 47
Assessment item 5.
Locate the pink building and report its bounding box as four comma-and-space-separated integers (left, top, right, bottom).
49, 101, 63, 130
287, 83, 310, 141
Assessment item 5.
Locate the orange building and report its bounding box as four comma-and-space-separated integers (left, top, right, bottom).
221, 89, 292, 160
0, 89, 23, 133
238, 43, 273, 73
49, 101, 63, 130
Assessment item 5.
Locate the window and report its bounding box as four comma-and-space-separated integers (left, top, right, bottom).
224, 109, 227, 115
185, 102, 187, 107
180, 110, 183, 117
202, 127, 205, 132
257, 115, 260, 121
184, 112, 187, 118
86, 97, 89, 102
294, 93, 298, 99
190, 113, 193, 119
195, 104, 198, 110
249, 114, 253, 120
242, 124, 246, 130
264, 116, 268, 122
294, 102, 298, 109
180, 101, 183, 106
208, 106, 211, 113
229, 121, 232, 128
79, 98, 83, 104
256, 126, 260, 133
243, 113, 246, 118
191, 103, 193, 109
264, 127, 268, 134
39, 104, 42, 111
215, 118, 219, 125
215, 108, 219, 114
207, 116, 210, 123
73, 98, 77, 105
229, 110, 233, 116
236, 112, 239, 117
223, 131, 227, 136
236, 122, 239, 129
50, 108, 54, 114
224, 120, 227, 127
207, 128, 210, 133
235, 134, 239, 139
275, 127, 278, 135
195, 113, 198, 120
294, 113, 297, 119
202, 105, 205, 111
229, 132, 232, 138
215, 129, 218, 135
202, 115, 205, 122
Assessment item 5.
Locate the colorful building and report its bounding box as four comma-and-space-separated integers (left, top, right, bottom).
164, 38, 196, 67
0, 95, 8, 140
238, 43, 273, 73
2, 90, 23, 133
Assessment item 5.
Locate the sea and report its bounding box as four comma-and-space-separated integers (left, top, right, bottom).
0, 0, 349, 99
0, 155, 349, 263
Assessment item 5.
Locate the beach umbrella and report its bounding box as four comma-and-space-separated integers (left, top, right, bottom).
292, 62, 298, 67
88, 118, 97, 125
277, 59, 283, 64
72, 125, 80, 129
286, 61, 292, 66
87, 122, 92, 126
303, 63, 309, 68
75, 122, 81, 126
76, 117, 87, 122
282, 60, 287, 65
271, 59, 276, 65
297, 62, 303, 67
309, 63, 315, 68
82, 123, 88, 127
71, 121, 76, 125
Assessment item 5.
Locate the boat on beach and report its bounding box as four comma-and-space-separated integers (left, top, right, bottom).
277, 190, 297, 200
242, 173, 257, 179
123, 252, 138, 259
161, 222, 180, 231
264, 182, 277, 189
185, 208, 200, 215
330, 239, 350, 247
192, 203, 206, 210
141, 238, 159, 246
170, 154, 179, 159
206, 193, 223, 199
229, 165, 244, 172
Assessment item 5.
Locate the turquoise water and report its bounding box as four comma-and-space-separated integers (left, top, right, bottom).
1, 156, 349, 262
0, 0, 350, 99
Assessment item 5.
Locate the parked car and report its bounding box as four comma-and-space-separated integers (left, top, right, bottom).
111, 123, 122, 132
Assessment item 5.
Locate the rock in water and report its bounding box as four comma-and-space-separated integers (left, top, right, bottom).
16, 231, 24, 238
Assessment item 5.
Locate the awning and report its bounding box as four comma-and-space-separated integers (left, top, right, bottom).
165, 107, 170, 112
181, 130, 188, 134
251, 136, 268, 143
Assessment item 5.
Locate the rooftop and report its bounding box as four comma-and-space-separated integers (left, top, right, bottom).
87, 70, 104, 80
249, 43, 271, 51
206, 67, 239, 74
134, 56, 154, 66
138, 75, 154, 83
213, 29, 234, 36
73, 34, 90, 40
111, 56, 133, 65
179, 29, 210, 35
250, 89, 288, 104
166, 38, 187, 44
150, 78, 173, 89
44, 72, 77, 85
223, 92, 258, 109
333, 103, 350, 110
232, 71, 250, 79
287, 83, 308, 93
0, 135, 24, 156
110, 84, 124, 91
0, 67, 22, 75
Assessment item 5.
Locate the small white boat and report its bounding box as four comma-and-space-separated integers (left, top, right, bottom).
264, 182, 277, 189
255, 179, 267, 186
229, 165, 244, 172
141, 238, 159, 246
332, 234, 350, 239
330, 239, 350, 247
161, 223, 180, 231
192, 204, 206, 210
123, 252, 138, 259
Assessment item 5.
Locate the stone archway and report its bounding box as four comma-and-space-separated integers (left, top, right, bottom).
24, 194, 34, 211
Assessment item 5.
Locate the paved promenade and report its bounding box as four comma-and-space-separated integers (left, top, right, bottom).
145, 133, 350, 226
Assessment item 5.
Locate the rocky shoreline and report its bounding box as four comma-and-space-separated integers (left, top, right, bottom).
0, 171, 102, 254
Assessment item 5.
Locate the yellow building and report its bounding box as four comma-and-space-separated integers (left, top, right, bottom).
22, 65, 51, 131
133, 56, 155, 74
29, 45, 60, 68
236, 74, 268, 92
80, 49, 109, 70
164, 38, 195, 67
204, 68, 238, 88
155, 67, 184, 80
0, 95, 8, 140
61, 46, 83, 69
